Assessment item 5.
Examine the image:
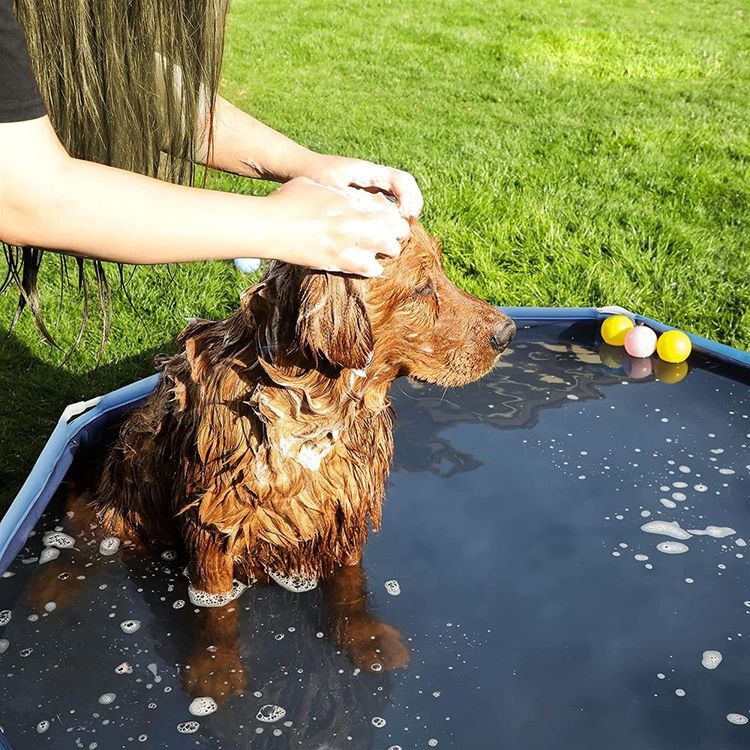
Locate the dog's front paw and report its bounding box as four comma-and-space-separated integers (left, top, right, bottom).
182, 646, 247, 705
334, 616, 410, 672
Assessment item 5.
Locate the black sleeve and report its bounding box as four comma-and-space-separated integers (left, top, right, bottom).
0, 0, 46, 122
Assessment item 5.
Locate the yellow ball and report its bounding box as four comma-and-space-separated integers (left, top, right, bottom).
656, 330, 692, 364
600, 315, 634, 346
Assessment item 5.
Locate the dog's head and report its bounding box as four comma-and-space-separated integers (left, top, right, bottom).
249, 221, 515, 389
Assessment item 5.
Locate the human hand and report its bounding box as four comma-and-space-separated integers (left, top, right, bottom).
264, 176, 411, 277
298, 154, 423, 219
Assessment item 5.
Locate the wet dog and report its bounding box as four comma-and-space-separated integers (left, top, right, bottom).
93, 220, 515, 603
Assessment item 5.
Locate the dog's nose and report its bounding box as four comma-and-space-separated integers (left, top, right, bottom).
489, 319, 516, 352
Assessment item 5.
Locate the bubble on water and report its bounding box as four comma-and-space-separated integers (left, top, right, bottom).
634, 554, 649, 561
384, 580, 401, 596
0, 610, 11, 626
388, 746, 403, 750
120, 619, 141, 634
189, 697, 218, 717
188, 579, 247, 608
19, 648, 33, 658
172, 600, 185, 610
42, 532, 75, 549
98, 693, 116, 705
678, 466, 691, 474
371, 663, 383, 672
672, 492, 687, 502
694, 484, 708, 492
39, 548, 60, 564
657, 673, 666, 679
641, 521, 691, 540
372, 717, 386, 728
660, 499, 677, 509
115, 662, 132, 675
36, 720, 49, 734
0, 639, 9, 654
566, 394, 579, 400
161, 550, 178, 562
719, 468, 736, 476
675, 689, 686, 697
177, 721, 200, 734
727, 713, 748, 725
688, 526, 735, 538
428, 740, 439, 747
256, 704, 286, 723
701, 650, 722, 669
657, 541, 689, 555
267, 570, 317, 593
43, 602, 56, 613
99, 537, 120, 556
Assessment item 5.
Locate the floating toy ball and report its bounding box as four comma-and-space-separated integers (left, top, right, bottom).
624, 326, 657, 358
600, 315, 634, 346
656, 330, 692, 364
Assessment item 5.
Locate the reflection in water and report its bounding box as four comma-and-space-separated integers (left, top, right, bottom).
1, 320, 749, 750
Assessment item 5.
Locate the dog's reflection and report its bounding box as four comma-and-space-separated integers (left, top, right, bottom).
24, 471, 408, 713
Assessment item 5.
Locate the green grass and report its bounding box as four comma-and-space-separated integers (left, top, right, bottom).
1, 0, 749, 509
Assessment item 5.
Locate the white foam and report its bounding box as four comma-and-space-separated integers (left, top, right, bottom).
688, 526, 736, 538
115, 662, 132, 675
701, 650, 722, 669
98, 693, 116, 705
42, 532, 75, 549
177, 721, 200, 734
172, 600, 185, 610
188, 697, 218, 717
256, 704, 286, 722
267, 570, 318, 593
120, 619, 141, 634
99, 537, 120, 556
0, 610, 10, 626
188, 579, 247, 608
372, 717, 386, 728
657, 541, 690, 555
39, 548, 60, 564
727, 713, 748, 725
36, 720, 49, 734
161, 550, 178, 562
384, 580, 401, 596
641, 521, 691, 540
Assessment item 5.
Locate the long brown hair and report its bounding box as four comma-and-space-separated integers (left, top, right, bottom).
2, 0, 229, 348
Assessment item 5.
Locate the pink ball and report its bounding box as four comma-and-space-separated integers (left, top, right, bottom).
624, 326, 657, 358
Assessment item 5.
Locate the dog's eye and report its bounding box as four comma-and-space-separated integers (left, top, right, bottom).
412, 283, 435, 298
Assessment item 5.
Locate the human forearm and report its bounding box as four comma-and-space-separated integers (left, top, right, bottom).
197, 95, 317, 182
0, 117, 408, 274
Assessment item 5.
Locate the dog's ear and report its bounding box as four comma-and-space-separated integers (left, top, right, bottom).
296, 273, 373, 371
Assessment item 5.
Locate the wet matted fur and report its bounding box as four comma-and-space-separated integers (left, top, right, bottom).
93, 221, 515, 598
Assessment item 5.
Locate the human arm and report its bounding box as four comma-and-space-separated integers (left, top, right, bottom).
199, 95, 424, 219
0, 116, 409, 275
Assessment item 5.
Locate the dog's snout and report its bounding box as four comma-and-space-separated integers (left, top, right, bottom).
489, 319, 516, 352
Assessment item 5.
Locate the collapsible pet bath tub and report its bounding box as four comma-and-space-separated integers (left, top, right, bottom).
0, 307, 748, 750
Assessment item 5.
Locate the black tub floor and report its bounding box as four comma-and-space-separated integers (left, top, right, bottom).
1, 320, 749, 750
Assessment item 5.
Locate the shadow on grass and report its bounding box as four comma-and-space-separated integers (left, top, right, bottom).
0, 334, 175, 514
